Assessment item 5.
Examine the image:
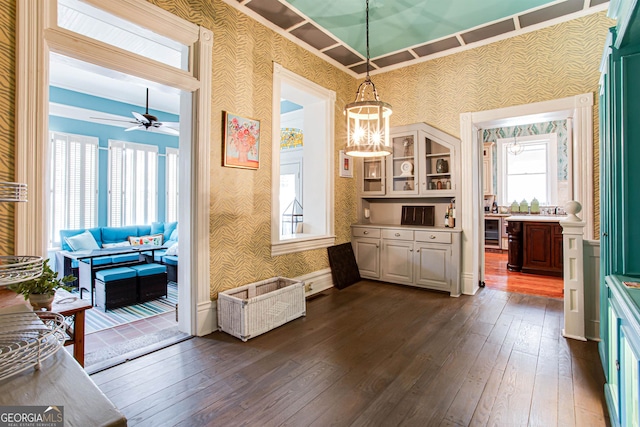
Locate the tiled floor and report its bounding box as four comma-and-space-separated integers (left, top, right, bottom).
84, 311, 177, 352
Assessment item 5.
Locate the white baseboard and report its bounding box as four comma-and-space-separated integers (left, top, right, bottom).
295, 268, 334, 297
462, 272, 478, 295
196, 300, 216, 336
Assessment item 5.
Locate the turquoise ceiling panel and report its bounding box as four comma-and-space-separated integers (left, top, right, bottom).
288, 0, 556, 57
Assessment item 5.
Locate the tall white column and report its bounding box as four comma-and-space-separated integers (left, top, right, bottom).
560, 201, 586, 341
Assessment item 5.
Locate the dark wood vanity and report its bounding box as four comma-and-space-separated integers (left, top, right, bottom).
506, 216, 564, 277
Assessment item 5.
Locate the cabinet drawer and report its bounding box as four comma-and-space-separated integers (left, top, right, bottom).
352, 227, 381, 238
382, 229, 414, 240
415, 230, 452, 244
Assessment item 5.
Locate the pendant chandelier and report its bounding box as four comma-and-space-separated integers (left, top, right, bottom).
508, 128, 524, 155
344, 0, 392, 157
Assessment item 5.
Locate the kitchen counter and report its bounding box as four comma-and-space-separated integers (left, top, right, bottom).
505, 215, 567, 222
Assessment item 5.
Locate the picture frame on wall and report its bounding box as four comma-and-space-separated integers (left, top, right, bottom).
223, 111, 260, 169
339, 150, 353, 178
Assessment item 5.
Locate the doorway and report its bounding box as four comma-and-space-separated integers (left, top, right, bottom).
479, 120, 570, 299
16, 0, 215, 346
459, 93, 594, 297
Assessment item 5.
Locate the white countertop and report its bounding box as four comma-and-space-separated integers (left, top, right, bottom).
505, 215, 567, 222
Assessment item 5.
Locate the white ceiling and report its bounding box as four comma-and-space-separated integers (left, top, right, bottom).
49, 53, 182, 115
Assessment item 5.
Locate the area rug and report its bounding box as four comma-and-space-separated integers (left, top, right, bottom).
84, 282, 178, 334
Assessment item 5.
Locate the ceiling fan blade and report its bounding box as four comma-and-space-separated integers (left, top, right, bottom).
160, 126, 179, 136
124, 125, 141, 132
160, 121, 180, 127
90, 117, 138, 124
132, 111, 149, 124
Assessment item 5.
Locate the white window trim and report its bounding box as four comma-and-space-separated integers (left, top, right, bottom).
496, 132, 558, 206
271, 63, 336, 256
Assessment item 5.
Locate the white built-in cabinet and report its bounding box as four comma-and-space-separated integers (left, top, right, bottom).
483, 142, 494, 196
360, 124, 458, 198
352, 123, 462, 296
352, 225, 461, 296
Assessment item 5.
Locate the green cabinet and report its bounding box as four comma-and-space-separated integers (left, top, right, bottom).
605, 276, 640, 427
600, 2, 640, 426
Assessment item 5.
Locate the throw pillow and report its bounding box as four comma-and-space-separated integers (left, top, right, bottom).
102, 241, 132, 249
128, 233, 164, 246
65, 230, 100, 251
165, 242, 178, 256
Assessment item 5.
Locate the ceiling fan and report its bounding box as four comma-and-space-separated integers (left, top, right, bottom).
90, 88, 179, 135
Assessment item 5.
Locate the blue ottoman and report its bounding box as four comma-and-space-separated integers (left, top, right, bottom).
131, 263, 168, 303
95, 267, 137, 311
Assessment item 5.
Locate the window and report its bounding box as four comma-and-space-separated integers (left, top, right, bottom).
165, 147, 179, 222
497, 133, 558, 206
48, 132, 98, 248
57, 0, 189, 70
109, 140, 158, 226
271, 64, 335, 255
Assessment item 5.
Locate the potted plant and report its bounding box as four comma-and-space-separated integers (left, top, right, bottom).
9, 260, 76, 311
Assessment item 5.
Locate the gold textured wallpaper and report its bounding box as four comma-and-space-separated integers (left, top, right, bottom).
0, 2, 15, 256
373, 12, 612, 235
147, 0, 357, 297
0, 1, 612, 297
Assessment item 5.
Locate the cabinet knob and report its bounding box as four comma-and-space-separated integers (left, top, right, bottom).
395, 233, 400, 237
416, 249, 420, 253
410, 249, 413, 252
376, 245, 379, 248
363, 231, 369, 235
430, 235, 436, 239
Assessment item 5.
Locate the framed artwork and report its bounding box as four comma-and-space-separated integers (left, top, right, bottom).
223, 111, 260, 169
339, 150, 353, 178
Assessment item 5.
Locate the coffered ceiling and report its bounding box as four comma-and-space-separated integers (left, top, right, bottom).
227, 0, 609, 76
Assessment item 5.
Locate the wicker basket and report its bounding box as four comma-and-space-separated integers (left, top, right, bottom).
218, 277, 305, 341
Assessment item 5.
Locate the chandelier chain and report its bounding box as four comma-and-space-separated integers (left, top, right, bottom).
366, 0, 370, 78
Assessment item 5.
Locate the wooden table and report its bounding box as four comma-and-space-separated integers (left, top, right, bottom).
0, 288, 91, 367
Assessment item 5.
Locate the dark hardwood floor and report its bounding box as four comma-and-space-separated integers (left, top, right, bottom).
485, 251, 564, 299
92, 281, 608, 426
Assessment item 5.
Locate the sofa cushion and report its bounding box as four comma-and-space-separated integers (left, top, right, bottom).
165, 242, 178, 256
150, 222, 164, 235
61, 228, 102, 251
163, 222, 178, 242
65, 230, 100, 252
102, 241, 131, 249
111, 253, 141, 263
169, 228, 178, 242
162, 255, 178, 266
102, 226, 139, 245
129, 233, 163, 246
80, 256, 113, 266
96, 266, 137, 282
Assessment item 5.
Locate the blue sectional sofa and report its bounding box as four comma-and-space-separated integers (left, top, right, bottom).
55, 222, 179, 290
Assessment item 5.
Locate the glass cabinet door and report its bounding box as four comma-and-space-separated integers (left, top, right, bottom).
421, 137, 455, 196
388, 133, 418, 196
361, 157, 386, 196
